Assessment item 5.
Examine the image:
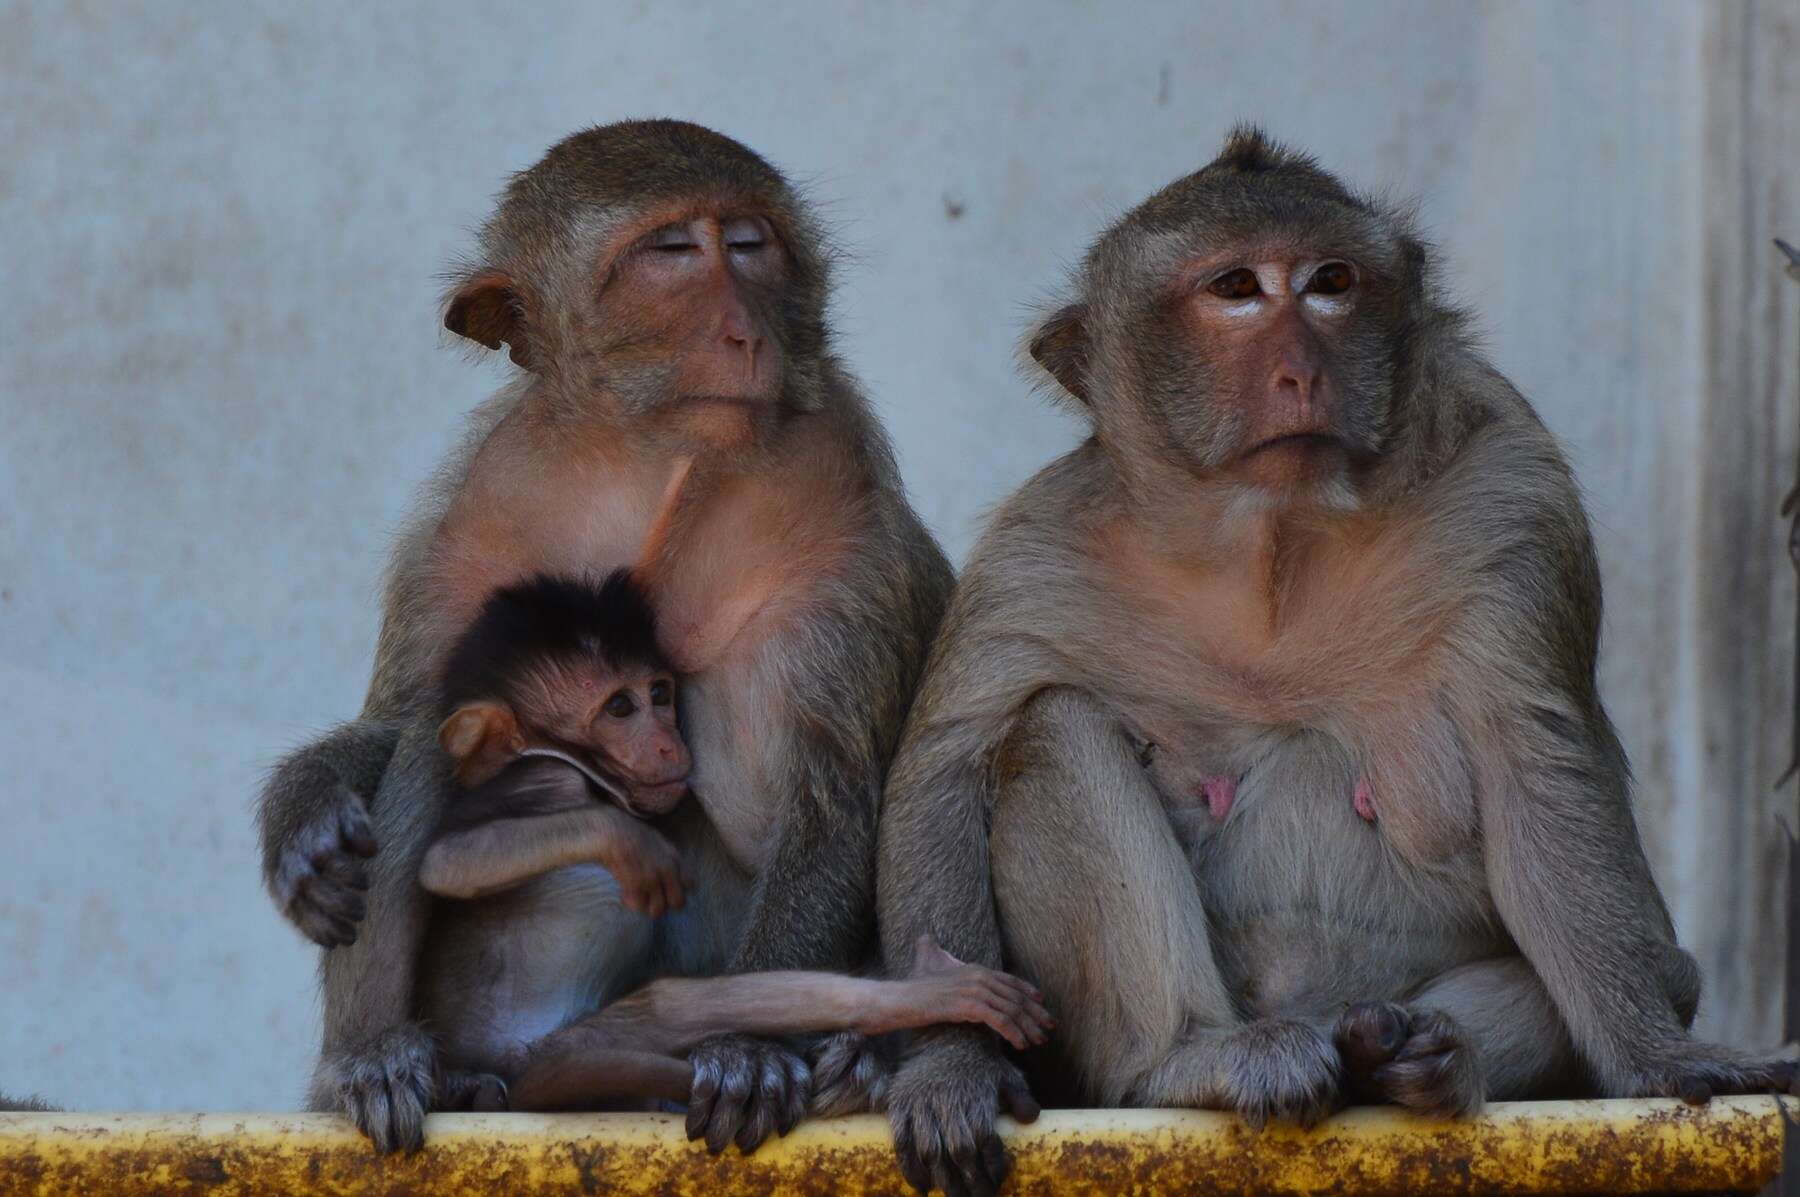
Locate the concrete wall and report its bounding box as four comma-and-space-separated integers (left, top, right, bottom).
2, 0, 1794, 1110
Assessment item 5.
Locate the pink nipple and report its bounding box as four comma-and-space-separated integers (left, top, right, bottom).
1199, 775, 1236, 821
1353, 778, 1376, 823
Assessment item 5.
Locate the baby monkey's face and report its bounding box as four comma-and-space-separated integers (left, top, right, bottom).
547, 658, 691, 816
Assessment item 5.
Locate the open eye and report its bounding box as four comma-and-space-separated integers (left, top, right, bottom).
603, 691, 636, 718
647, 224, 700, 254
649, 678, 674, 707
722, 217, 767, 251
1206, 268, 1260, 300
1305, 261, 1356, 295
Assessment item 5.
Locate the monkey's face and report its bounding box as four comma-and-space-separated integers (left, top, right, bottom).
564, 664, 691, 816
1154, 243, 1393, 494
438, 664, 691, 817
587, 207, 796, 442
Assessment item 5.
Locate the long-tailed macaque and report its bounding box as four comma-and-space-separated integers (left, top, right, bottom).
413, 571, 1049, 1113
876, 128, 1796, 1196
257, 120, 954, 1153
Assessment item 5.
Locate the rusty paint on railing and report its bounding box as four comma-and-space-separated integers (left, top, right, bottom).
0, 1097, 1785, 1196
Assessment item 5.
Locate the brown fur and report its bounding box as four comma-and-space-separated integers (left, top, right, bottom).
876, 127, 1795, 1197
257, 120, 952, 1153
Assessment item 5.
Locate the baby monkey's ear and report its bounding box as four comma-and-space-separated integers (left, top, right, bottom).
438, 701, 526, 787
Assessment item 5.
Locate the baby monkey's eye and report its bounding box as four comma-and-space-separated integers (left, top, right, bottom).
603, 691, 637, 718
1306, 261, 1356, 295
1206, 268, 1260, 300
649, 678, 674, 707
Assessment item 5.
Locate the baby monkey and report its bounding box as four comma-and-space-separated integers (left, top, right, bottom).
416, 570, 1052, 1113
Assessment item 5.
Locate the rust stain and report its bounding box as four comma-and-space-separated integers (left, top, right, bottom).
0, 1098, 1782, 1196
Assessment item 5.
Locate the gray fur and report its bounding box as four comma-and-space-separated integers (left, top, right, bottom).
877, 127, 1795, 1196
256, 121, 952, 1152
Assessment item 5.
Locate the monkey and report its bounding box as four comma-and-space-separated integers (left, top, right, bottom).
875, 127, 1798, 1197
256, 120, 955, 1153
410, 569, 1050, 1112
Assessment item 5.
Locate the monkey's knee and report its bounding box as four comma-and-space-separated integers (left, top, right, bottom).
1663, 946, 1702, 1030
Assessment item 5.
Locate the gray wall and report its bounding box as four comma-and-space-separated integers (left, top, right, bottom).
2, 1, 1794, 1110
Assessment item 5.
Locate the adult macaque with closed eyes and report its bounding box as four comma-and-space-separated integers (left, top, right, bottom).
413, 570, 1049, 1114
256, 120, 954, 1153
877, 128, 1795, 1197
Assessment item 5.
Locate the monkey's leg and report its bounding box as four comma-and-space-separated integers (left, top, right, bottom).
306, 716, 446, 1153
1336, 942, 1707, 1116
990, 687, 1341, 1127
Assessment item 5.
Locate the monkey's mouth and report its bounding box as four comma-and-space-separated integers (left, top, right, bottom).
621, 778, 689, 819
1249, 432, 1342, 456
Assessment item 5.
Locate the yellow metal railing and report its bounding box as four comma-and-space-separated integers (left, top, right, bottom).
0, 1097, 1785, 1195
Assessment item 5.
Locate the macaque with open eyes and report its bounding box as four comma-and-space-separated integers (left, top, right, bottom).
413, 570, 1051, 1112
256, 121, 954, 1152
876, 128, 1796, 1197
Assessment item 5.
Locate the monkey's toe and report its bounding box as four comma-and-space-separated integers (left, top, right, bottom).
1334, 1002, 1410, 1085
1366, 1009, 1484, 1118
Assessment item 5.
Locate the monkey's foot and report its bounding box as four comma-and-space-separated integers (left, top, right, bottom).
1217, 1018, 1344, 1129
1333, 1002, 1483, 1117
437, 1068, 508, 1112
321, 1025, 436, 1154
1622, 1043, 1800, 1104
686, 1033, 812, 1154
888, 1034, 1039, 1197
809, 1030, 892, 1116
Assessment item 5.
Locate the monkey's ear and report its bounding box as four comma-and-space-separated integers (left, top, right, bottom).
445, 272, 534, 371
438, 701, 524, 786
1028, 303, 1092, 405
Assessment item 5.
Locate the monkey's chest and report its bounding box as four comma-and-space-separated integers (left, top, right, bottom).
1142, 721, 1504, 1015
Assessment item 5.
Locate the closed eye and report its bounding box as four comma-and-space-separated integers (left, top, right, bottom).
646, 224, 700, 254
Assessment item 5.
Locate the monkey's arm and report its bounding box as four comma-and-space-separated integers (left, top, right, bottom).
258, 718, 401, 947
1457, 421, 1794, 1100
685, 529, 954, 1152
422, 806, 685, 915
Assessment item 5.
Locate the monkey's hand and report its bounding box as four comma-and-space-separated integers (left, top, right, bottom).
1216, 1018, 1345, 1130
592, 811, 687, 919
1333, 1002, 1484, 1118
319, 1025, 436, 1154
883, 935, 1055, 1052
686, 1033, 812, 1154
808, 1030, 892, 1116
888, 1029, 1040, 1197
268, 784, 377, 948
1615, 1040, 1800, 1104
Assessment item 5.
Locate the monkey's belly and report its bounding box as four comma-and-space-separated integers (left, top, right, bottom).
1181, 728, 1506, 1019
419, 865, 656, 1078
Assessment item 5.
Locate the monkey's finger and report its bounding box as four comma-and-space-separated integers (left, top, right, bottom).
685, 1061, 721, 1142
301, 876, 367, 926
980, 1134, 1010, 1196
967, 999, 1027, 1051
704, 1064, 753, 1154
335, 794, 379, 858
1000, 1078, 1041, 1124
893, 1121, 934, 1195
931, 1151, 970, 1197
776, 1051, 810, 1135
953, 1144, 997, 1197
1678, 1077, 1712, 1105
313, 851, 370, 893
